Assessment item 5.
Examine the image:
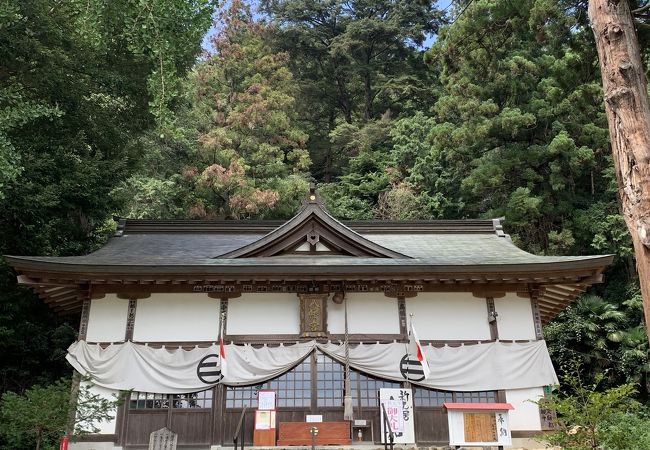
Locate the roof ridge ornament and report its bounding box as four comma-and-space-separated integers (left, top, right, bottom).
306, 183, 320, 205
492, 217, 508, 239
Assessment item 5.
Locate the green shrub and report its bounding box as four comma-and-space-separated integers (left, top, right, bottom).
537, 366, 644, 450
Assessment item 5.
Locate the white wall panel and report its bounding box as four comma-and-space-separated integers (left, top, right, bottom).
86, 295, 129, 342
133, 294, 220, 342
506, 387, 544, 430
329, 293, 399, 334
79, 383, 119, 434
405, 293, 491, 340
494, 294, 536, 340
328, 298, 346, 334
227, 293, 300, 335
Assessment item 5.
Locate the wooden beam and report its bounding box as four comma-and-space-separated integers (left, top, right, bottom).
540, 292, 572, 303
545, 285, 584, 295
116, 292, 151, 300
537, 303, 566, 315
42, 289, 78, 301
43, 294, 78, 305
472, 290, 506, 299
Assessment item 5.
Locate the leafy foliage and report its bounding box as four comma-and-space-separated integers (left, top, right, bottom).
116, 1, 311, 220
260, 0, 440, 180
538, 366, 647, 450
0, 379, 117, 450
411, 0, 615, 254
545, 292, 649, 395
0, 0, 215, 399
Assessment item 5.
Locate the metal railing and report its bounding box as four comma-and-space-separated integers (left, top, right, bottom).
233, 405, 247, 450
381, 402, 395, 450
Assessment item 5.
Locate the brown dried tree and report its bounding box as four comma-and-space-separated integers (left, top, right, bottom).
589, 0, 650, 339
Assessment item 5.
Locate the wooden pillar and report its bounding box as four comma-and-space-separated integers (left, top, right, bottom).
125, 299, 137, 341
67, 294, 91, 436
528, 286, 544, 340
211, 296, 230, 446
212, 384, 225, 445
486, 297, 499, 340
473, 291, 504, 340
78, 298, 91, 341
117, 293, 150, 341
219, 298, 228, 336
531, 300, 544, 340
397, 297, 407, 337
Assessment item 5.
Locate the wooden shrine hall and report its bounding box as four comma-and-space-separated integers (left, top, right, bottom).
7, 187, 612, 449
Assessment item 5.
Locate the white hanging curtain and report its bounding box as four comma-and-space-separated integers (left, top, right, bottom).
67, 339, 558, 394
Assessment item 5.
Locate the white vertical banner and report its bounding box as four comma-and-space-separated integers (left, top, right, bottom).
379, 388, 415, 444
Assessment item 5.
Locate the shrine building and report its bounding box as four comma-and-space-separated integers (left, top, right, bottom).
6, 188, 612, 449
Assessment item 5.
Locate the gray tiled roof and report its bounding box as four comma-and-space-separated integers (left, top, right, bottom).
7, 223, 610, 269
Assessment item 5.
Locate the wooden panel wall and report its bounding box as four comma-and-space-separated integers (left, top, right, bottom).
414, 408, 449, 444
123, 411, 167, 447
170, 411, 212, 446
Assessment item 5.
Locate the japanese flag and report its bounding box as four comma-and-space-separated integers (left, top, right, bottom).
409, 321, 431, 380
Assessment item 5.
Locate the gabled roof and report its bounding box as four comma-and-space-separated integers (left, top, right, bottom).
5, 187, 614, 321
217, 186, 407, 259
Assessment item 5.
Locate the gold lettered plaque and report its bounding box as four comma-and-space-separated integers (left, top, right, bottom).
298, 293, 328, 337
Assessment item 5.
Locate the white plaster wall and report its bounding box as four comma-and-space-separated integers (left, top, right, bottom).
86, 295, 129, 342
328, 293, 400, 334
495, 294, 536, 340
328, 297, 345, 334
405, 293, 491, 340
227, 293, 300, 335
506, 387, 544, 430
133, 294, 220, 342
78, 383, 120, 435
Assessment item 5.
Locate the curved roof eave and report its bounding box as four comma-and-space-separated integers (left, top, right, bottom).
5, 254, 615, 275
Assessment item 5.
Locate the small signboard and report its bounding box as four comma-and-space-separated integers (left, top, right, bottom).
306, 415, 323, 422
444, 403, 513, 447
379, 388, 415, 444
258, 390, 276, 411
254, 410, 275, 430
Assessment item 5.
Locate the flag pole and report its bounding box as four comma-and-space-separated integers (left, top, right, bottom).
219, 310, 227, 379
405, 313, 414, 385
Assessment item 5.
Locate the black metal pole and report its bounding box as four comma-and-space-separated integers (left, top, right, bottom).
241, 412, 245, 450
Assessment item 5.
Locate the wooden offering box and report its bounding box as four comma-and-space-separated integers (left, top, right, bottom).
277, 421, 351, 446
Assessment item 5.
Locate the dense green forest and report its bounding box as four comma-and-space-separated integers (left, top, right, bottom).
1, 0, 650, 447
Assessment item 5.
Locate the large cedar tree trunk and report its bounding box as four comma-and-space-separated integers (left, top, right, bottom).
589, 0, 650, 339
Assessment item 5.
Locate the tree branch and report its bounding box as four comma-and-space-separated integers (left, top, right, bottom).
632, 2, 650, 14
634, 19, 650, 29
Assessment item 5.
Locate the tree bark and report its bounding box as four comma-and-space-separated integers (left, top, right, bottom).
589, 0, 650, 340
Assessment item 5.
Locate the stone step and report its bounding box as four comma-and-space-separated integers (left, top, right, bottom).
242, 447, 552, 450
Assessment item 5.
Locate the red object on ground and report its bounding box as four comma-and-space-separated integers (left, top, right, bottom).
443, 402, 514, 410
60, 435, 69, 450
